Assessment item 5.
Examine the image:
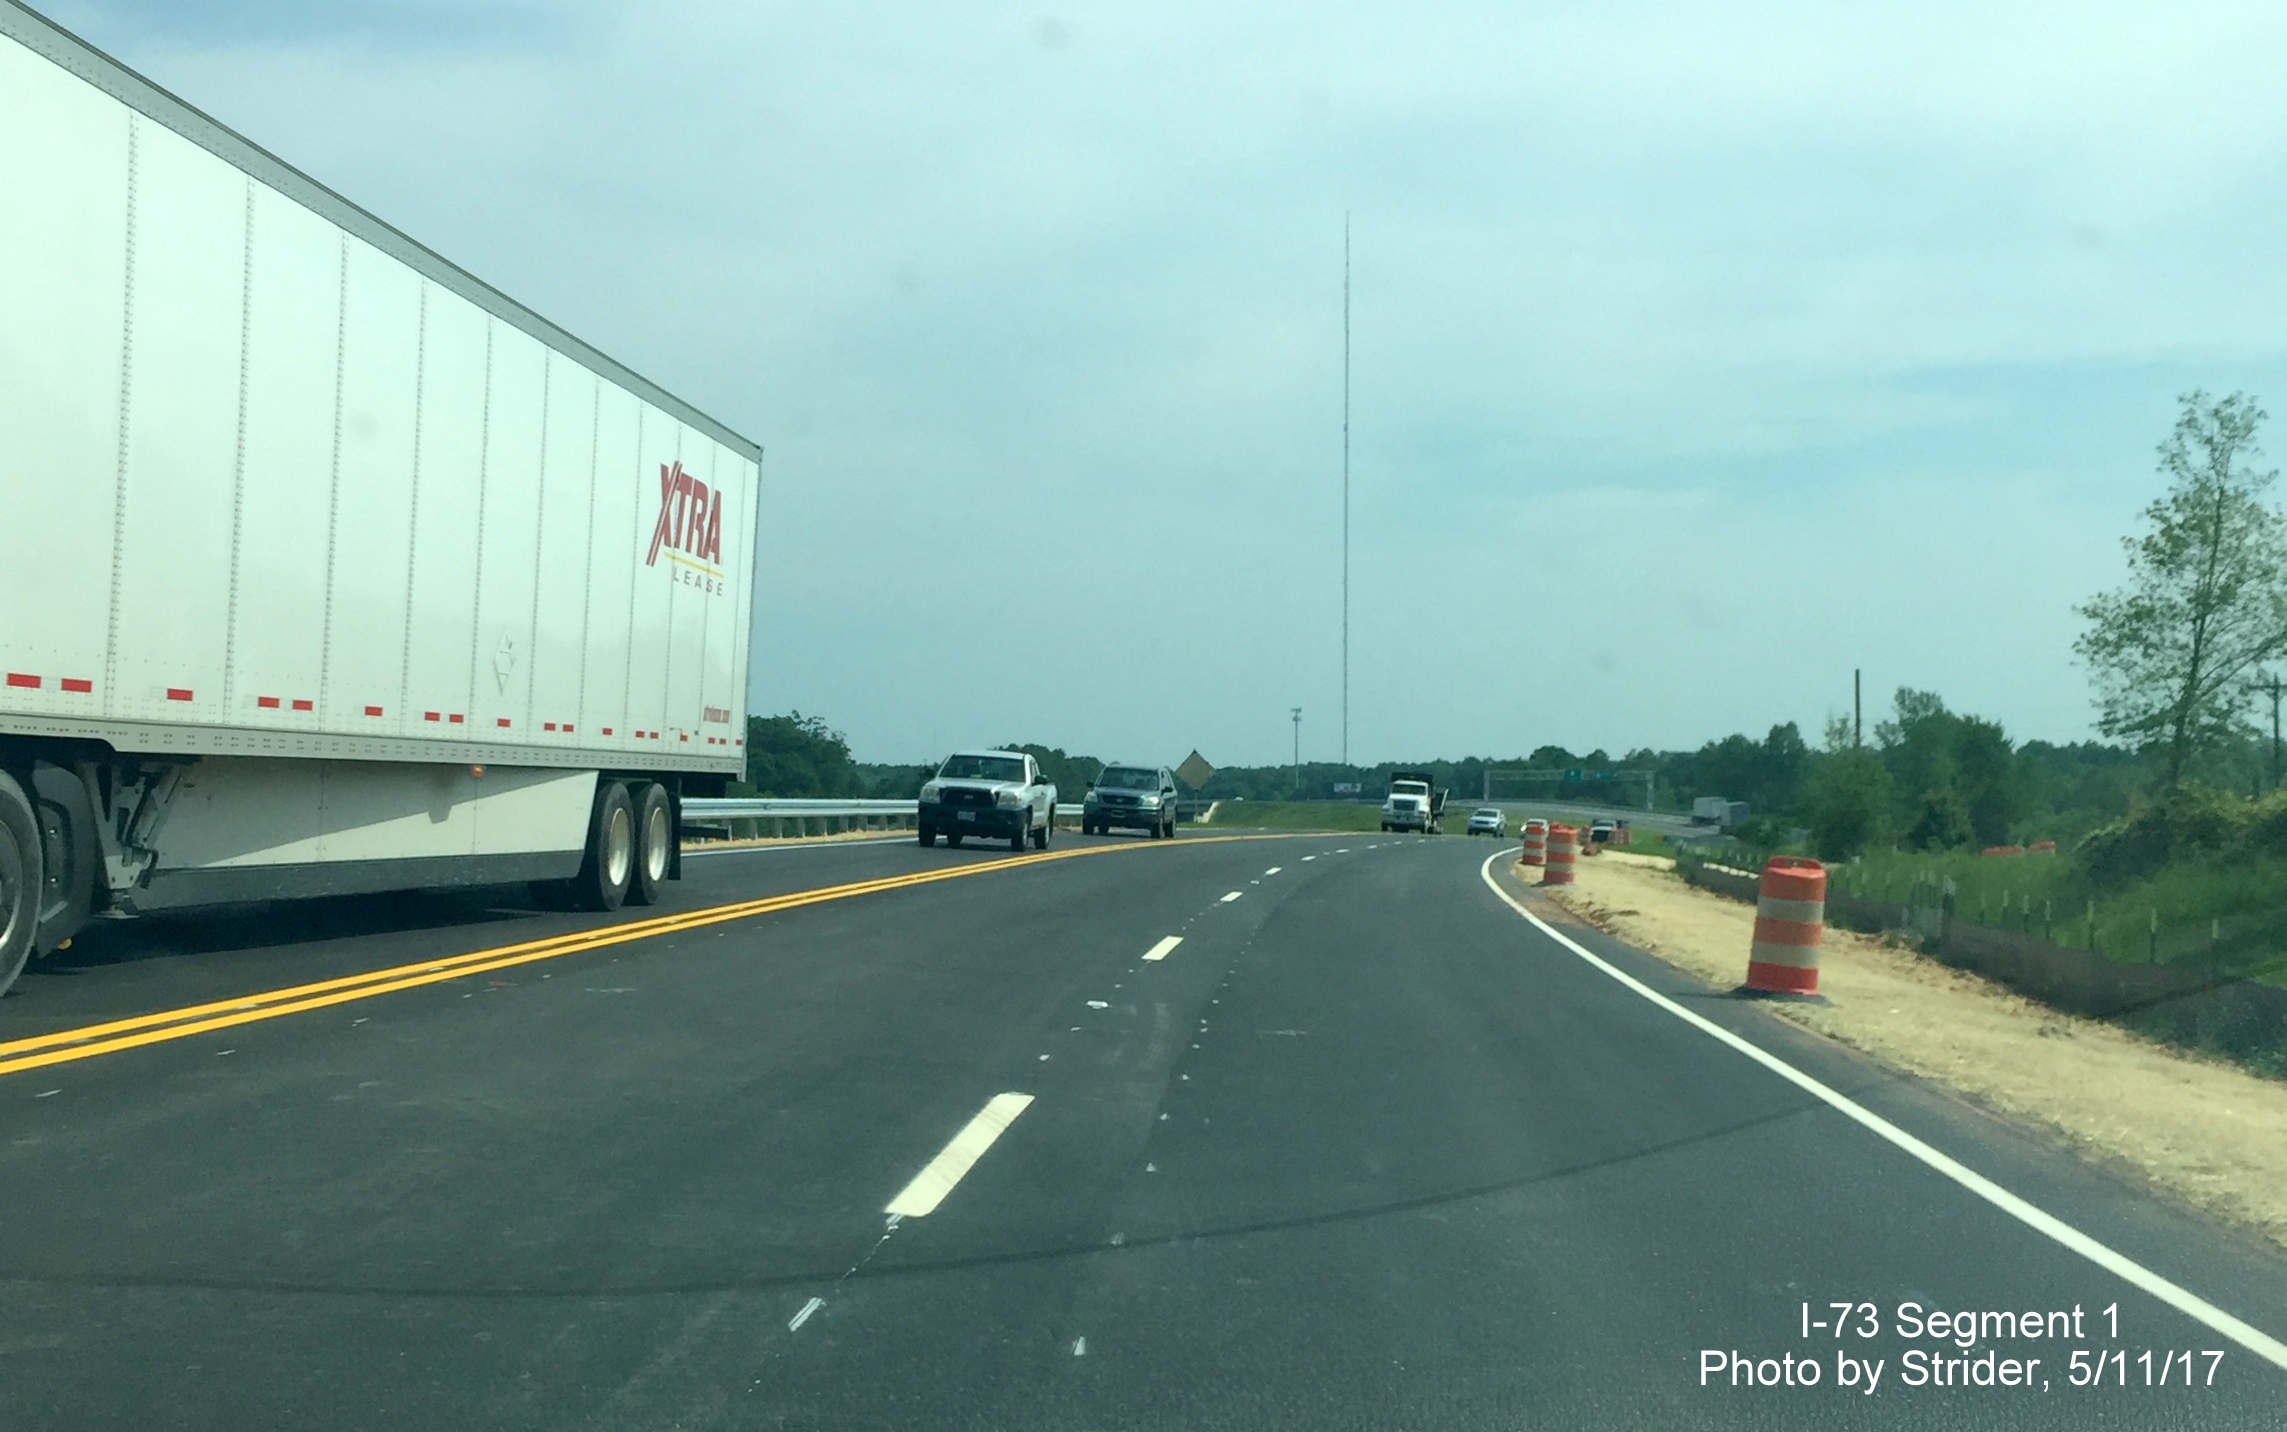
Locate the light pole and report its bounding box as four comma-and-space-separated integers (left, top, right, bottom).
1292, 707, 1303, 797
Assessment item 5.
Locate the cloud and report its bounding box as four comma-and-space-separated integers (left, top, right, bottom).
42, 0, 2287, 762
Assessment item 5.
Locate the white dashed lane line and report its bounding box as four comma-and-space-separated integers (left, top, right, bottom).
1263, 867, 1282, 876
1143, 936, 1183, 962
1220, 892, 1243, 903
883, 1092, 1036, 1218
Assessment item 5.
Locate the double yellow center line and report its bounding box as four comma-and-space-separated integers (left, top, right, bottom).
0, 833, 1291, 1081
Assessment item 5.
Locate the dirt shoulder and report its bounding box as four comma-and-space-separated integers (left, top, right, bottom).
1534, 852, 2287, 1252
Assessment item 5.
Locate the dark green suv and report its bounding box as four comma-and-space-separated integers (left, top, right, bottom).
1083, 764, 1180, 838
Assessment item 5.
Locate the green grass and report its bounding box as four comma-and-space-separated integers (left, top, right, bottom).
1202, 801, 1395, 832
1828, 847, 2287, 979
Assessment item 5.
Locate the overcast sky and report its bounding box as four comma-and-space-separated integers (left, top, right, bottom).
41, 0, 2287, 765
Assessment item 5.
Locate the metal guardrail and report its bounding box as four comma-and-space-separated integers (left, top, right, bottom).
685, 798, 918, 820
682, 796, 1089, 831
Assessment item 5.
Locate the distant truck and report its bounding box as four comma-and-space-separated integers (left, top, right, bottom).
1691, 798, 1750, 828
918, 751, 1057, 852
0, 9, 757, 998
1381, 770, 1448, 834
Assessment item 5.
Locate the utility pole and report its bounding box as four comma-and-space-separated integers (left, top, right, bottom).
1853, 668, 1862, 748
2253, 671, 2284, 792
1341, 214, 1351, 769
1291, 707, 1303, 797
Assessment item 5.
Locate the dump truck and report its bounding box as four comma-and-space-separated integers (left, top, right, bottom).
1380, 770, 1448, 834
0, 3, 760, 996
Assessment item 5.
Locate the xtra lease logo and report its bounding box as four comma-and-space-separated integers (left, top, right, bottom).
646, 461, 726, 593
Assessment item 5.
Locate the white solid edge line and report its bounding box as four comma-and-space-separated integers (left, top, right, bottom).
884, 1092, 1036, 1218
1220, 891, 1243, 903
1475, 846, 2287, 1372
1143, 935, 1183, 962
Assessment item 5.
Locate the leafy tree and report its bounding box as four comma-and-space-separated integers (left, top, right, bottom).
744, 712, 858, 796
1874, 688, 2021, 846
1903, 785, 1975, 851
2076, 391, 2287, 788
1660, 723, 1807, 815
1954, 716, 2020, 846
1001, 742, 1103, 799
1875, 688, 1958, 809
856, 762, 934, 799
1801, 746, 1892, 860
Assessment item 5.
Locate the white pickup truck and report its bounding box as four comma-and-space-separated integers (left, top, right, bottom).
917, 751, 1058, 851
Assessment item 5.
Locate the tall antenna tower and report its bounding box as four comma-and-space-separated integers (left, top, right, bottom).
1342, 214, 1351, 768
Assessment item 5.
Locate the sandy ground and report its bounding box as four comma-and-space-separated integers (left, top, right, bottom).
1529, 851, 2287, 1252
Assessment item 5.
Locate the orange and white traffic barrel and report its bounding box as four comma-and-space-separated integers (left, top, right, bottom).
1543, 824, 1578, 886
1519, 819, 1548, 866
1746, 856, 1825, 996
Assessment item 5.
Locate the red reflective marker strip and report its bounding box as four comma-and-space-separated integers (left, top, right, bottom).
165, 688, 193, 702
256, 696, 280, 709
62, 679, 93, 693
424, 712, 441, 722
365, 706, 385, 717
602, 727, 614, 736
544, 722, 557, 731
449, 714, 464, 724
5, 673, 39, 689
496, 718, 511, 728
292, 699, 313, 712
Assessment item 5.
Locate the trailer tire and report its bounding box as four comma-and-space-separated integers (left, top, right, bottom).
572, 781, 637, 911
627, 783, 673, 907
0, 771, 42, 999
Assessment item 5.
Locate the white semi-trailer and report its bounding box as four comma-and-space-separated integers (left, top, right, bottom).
0, 3, 760, 996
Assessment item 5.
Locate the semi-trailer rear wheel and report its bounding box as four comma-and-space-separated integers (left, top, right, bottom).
0, 771, 44, 999
573, 781, 636, 911
627, 783, 672, 906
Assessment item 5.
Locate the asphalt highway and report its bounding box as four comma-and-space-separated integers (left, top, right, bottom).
1, 829, 2283, 1429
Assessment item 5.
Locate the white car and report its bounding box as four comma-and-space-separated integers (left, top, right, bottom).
1466, 807, 1506, 837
